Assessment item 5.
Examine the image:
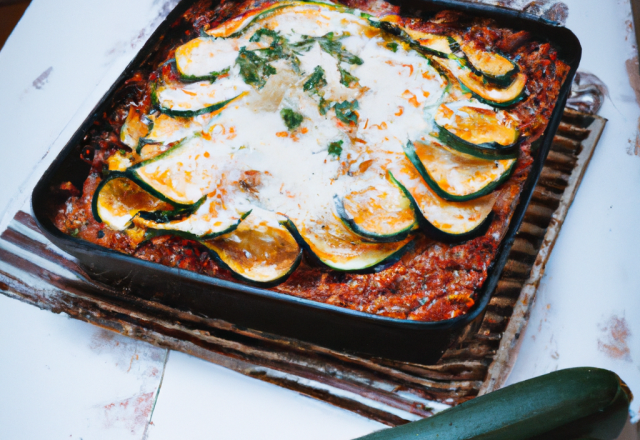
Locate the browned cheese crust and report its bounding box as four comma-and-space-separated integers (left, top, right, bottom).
52, 0, 569, 322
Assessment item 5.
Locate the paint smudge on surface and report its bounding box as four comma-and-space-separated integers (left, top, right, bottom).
105, 0, 180, 59
102, 392, 155, 435
598, 315, 632, 362
88, 328, 166, 373
625, 57, 640, 156
32, 67, 53, 90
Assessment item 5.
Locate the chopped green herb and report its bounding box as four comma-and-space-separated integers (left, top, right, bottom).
386, 42, 398, 52
338, 67, 358, 87
280, 108, 304, 130
247, 28, 313, 75
303, 66, 327, 93
249, 28, 279, 43
118, 149, 126, 155
71, 228, 80, 237
315, 33, 363, 66
302, 66, 335, 115
236, 47, 276, 89
318, 98, 332, 115
328, 140, 343, 157
334, 100, 359, 125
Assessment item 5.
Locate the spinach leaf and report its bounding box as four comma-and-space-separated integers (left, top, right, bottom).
315, 32, 363, 66
303, 66, 328, 93
328, 140, 343, 157
302, 66, 333, 115
249, 28, 315, 75
280, 108, 304, 130
318, 98, 332, 115
334, 100, 359, 125
386, 42, 399, 52
296, 33, 362, 87
338, 67, 358, 87
236, 47, 276, 89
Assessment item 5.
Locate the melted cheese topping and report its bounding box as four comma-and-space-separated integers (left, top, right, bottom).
176, 37, 240, 78
155, 76, 250, 112
133, 195, 250, 237
112, 2, 518, 241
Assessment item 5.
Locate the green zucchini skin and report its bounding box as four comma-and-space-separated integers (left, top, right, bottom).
281, 218, 414, 274
143, 210, 251, 241
333, 195, 416, 243
377, 21, 454, 59
388, 171, 493, 243
465, 56, 519, 88
402, 141, 517, 202
355, 367, 632, 440
448, 39, 519, 87
126, 138, 196, 206
177, 63, 230, 84
226, 3, 301, 38
224, 1, 361, 39
203, 243, 302, 287
135, 195, 207, 224
92, 172, 198, 228
151, 82, 242, 118
435, 125, 520, 160
458, 80, 526, 108
377, 21, 518, 87
420, 210, 493, 244
91, 172, 125, 224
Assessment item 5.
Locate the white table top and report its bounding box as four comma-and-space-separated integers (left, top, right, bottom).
0, 0, 638, 438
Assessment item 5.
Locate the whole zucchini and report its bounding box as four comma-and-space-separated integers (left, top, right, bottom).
355, 368, 631, 440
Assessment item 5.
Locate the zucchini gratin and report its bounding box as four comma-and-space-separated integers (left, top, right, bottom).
53, 0, 569, 321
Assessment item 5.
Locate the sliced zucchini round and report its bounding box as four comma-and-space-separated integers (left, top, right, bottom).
91, 174, 175, 230
283, 210, 414, 273
128, 136, 223, 205
334, 174, 417, 243
200, 209, 302, 285
120, 106, 149, 149
207, 1, 363, 39
139, 113, 204, 150
175, 37, 235, 82
132, 195, 251, 239
458, 69, 527, 108
434, 100, 520, 158
458, 41, 519, 86
404, 140, 516, 202
152, 77, 249, 117
389, 160, 495, 241
434, 58, 526, 107
376, 21, 453, 59
205, 2, 299, 38
417, 35, 455, 58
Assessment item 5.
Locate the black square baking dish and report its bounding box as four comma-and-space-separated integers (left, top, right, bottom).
31, 0, 581, 364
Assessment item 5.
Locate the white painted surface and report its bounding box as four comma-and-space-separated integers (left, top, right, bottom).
505, 0, 640, 423
0, 0, 638, 438
0, 295, 167, 440
145, 351, 382, 440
